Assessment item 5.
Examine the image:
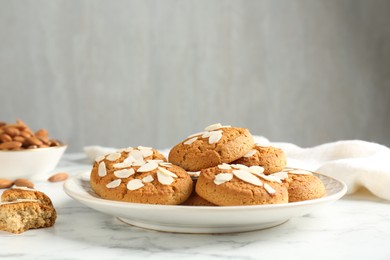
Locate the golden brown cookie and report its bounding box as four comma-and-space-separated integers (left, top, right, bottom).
168, 123, 254, 172
233, 145, 286, 174
283, 169, 326, 202
181, 180, 216, 206
90, 146, 193, 205
195, 163, 288, 206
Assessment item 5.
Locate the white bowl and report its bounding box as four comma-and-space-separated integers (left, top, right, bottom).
0, 145, 67, 179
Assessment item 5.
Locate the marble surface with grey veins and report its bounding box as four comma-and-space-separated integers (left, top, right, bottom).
1, 154, 390, 260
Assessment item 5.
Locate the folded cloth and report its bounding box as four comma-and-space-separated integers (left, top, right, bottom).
84, 137, 390, 201
84, 146, 117, 161
253, 136, 390, 200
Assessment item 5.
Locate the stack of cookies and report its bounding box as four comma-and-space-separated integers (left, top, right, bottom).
90, 123, 325, 206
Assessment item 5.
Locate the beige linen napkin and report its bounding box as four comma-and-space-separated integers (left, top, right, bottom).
84, 137, 390, 200
254, 136, 390, 200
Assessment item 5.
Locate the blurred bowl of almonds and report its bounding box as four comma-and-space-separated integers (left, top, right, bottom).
0, 119, 67, 179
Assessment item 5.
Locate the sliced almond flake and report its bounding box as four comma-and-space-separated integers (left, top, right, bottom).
289, 169, 313, 175
202, 129, 222, 138
264, 183, 276, 195
255, 142, 271, 147
208, 131, 223, 144
124, 147, 133, 152
204, 123, 222, 131
233, 170, 263, 186
130, 150, 144, 161
201, 131, 213, 138
140, 149, 154, 158
159, 162, 173, 167
214, 173, 233, 185
184, 137, 198, 145
218, 163, 232, 170
98, 161, 107, 177
132, 160, 146, 166
113, 161, 133, 168
255, 173, 282, 183
142, 175, 154, 183
106, 152, 122, 161
248, 166, 265, 175
125, 155, 136, 163
106, 179, 121, 189
231, 164, 249, 170
127, 179, 144, 190
157, 166, 178, 178
138, 146, 152, 150
188, 131, 207, 138
114, 168, 135, 178
95, 155, 105, 163
147, 159, 164, 163
157, 170, 175, 185
187, 171, 200, 177
220, 125, 231, 128
282, 167, 296, 172
270, 171, 289, 180
137, 161, 158, 172
244, 149, 257, 158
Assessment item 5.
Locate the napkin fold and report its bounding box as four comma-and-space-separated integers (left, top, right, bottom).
84, 137, 390, 201
255, 136, 390, 200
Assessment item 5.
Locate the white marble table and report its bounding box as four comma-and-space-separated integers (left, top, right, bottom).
1, 154, 390, 260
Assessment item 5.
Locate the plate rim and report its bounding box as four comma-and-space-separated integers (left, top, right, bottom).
63, 170, 348, 211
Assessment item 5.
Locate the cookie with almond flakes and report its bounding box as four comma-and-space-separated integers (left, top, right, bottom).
233, 145, 286, 174
195, 164, 288, 206
90, 146, 193, 205
168, 123, 254, 172
283, 169, 326, 202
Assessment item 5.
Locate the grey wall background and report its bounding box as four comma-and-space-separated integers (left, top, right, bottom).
1, 0, 389, 152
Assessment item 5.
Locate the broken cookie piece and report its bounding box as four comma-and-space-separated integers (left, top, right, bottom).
0, 188, 57, 234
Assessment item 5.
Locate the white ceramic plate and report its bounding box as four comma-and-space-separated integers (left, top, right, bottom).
63, 171, 347, 234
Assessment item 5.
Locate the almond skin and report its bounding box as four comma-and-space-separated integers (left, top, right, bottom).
0, 179, 14, 189
48, 172, 69, 182
4, 127, 20, 137
0, 141, 23, 150
0, 134, 12, 143
14, 178, 34, 189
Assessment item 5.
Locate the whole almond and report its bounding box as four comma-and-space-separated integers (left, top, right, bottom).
14, 178, 34, 188
37, 136, 50, 145
16, 119, 27, 128
26, 136, 43, 146
48, 172, 69, 182
4, 127, 20, 137
35, 129, 48, 138
20, 130, 33, 138
5, 124, 25, 131
23, 128, 34, 136
0, 179, 14, 189
0, 141, 23, 150
0, 133, 13, 143
49, 139, 61, 146
13, 136, 25, 143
